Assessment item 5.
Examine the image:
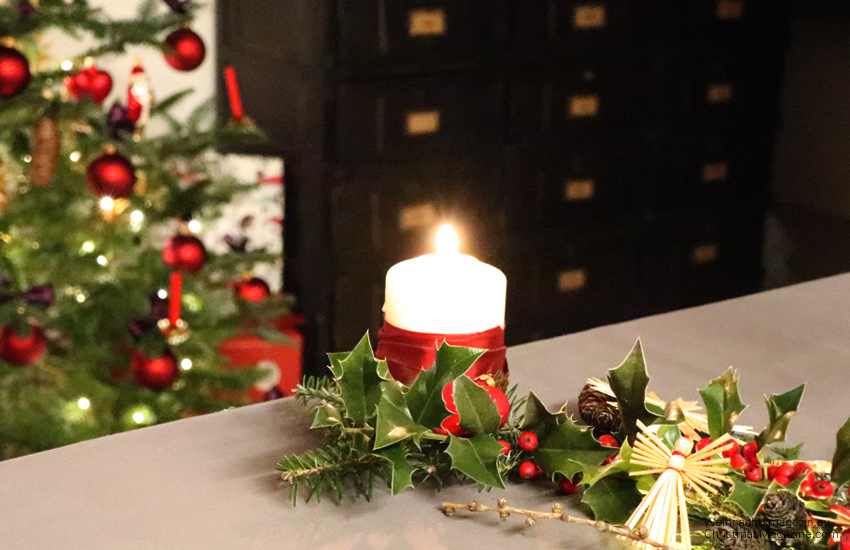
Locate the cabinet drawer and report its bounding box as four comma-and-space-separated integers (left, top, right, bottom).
332, 271, 386, 351
337, 0, 509, 72
336, 75, 504, 162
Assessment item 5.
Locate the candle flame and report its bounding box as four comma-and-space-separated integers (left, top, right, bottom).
435, 224, 459, 254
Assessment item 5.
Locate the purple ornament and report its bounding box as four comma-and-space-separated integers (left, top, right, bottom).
107, 102, 135, 139
163, 0, 190, 14
18, 0, 37, 17
127, 296, 169, 338
19, 284, 54, 307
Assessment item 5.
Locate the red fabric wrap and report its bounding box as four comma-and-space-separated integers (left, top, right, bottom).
376, 320, 507, 385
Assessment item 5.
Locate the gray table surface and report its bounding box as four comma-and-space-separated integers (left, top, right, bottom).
2, 274, 850, 549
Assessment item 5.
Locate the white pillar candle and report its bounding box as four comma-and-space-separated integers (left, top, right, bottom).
383, 225, 507, 334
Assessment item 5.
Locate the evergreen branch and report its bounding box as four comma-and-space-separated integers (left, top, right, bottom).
295, 376, 343, 408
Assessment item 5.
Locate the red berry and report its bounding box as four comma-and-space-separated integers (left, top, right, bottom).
743, 463, 763, 482
729, 454, 746, 469
741, 442, 759, 463
498, 440, 511, 456
777, 463, 795, 480
695, 438, 713, 453
518, 432, 539, 453
603, 453, 618, 466
812, 480, 835, 500
440, 413, 468, 437
442, 382, 457, 413
721, 440, 740, 459
519, 461, 539, 480
800, 478, 814, 497
767, 465, 778, 480
774, 474, 790, 486
793, 462, 813, 478
560, 474, 582, 494
598, 434, 619, 448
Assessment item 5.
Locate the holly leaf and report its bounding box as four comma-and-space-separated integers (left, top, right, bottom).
582, 475, 642, 524
331, 333, 390, 425
768, 443, 804, 461
698, 368, 747, 439
755, 384, 805, 448
454, 376, 501, 436
657, 424, 682, 449
373, 382, 428, 450
522, 392, 566, 429
406, 342, 486, 429
728, 477, 767, 518
535, 415, 612, 481
831, 414, 850, 487
586, 440, 637, 486
608, 339, 659, 442
375, 444, 416, 495
445, 434, 505, 489
311, 402, 343, 429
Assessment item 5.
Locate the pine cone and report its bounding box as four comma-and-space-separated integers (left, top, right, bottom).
757, 492, 808, 535
711, 526, 770, 550
578, 383, 622, 433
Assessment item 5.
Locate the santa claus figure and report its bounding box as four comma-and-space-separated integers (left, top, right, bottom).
127, 62, 154, 139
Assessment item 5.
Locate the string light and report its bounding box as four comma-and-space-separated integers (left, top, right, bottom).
75, 293, 86, 303
77, 397, 91, 410
132, 412, 146, 424
96, 255, 108, 266
99, 196, 115, 211
187, 220, 201, 233
69, 151, 81, 162
81, 241, 94, 253
130, 210, 144, 224
23, 155, 31, 163
180, 359, 193, 371
61, 60, 73, 71
157, 289, 168, 299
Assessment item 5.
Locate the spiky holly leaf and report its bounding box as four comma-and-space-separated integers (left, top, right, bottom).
831, 414, 850, 487
582, 474, 642, 524
521, 391, 565, 429
586, 440, 637, 486
608, 339, 659, 442
769, 443, 804, 461
755, 384, 805, 448
375, 444, 416, 495
657, 424, 682, 449
328, 333, 390, 425
454, 375, 501, 436
698, 367, 747, 439
311, 402, 343, 429
536, 415, 612, 481
373, 382, 428, 450
445, 434, 505, 489
406, 342, 486, 429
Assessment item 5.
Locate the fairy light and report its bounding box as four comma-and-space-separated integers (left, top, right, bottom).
180, 358, 193, 371
76, 293, 86, 303
77, 397, 91, 410
157, 289, 168, 299
187, 220, 201, 233
96, 255, 108, 266
132, 412, 146, 424
81, 241, 94, 253
61, 60, 73, 71
130, 210, 144, 224
99, 196, 115, 211
69, 151, 81, 162
23, 155, 31, 163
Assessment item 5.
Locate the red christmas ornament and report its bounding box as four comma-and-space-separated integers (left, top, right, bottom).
163, 27, 206, 72
518, 432, 538, 453
0, 44, 31, 97
0, 324, 46, 365
131, 350, 179, 390
235, 277, 270, 303
66, 61, 112, 104
163, 233, 207, 273
86, 147, 136, 198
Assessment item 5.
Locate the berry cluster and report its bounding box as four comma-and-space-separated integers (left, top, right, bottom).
766, 461, 835, 499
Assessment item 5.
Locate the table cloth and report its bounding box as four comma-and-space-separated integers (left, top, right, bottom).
2, 274, 850, 549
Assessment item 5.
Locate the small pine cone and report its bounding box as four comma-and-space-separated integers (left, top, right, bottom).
578, 384, 622, 433
711, 526, 770, 550
757, 492, 808, 534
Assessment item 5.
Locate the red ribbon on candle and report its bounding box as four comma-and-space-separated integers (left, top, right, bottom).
223, 66, 244, 120
168, 272, 182, 327
375, 319, 507, 386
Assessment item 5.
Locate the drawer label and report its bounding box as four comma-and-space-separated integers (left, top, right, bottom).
558, 269, 588, 293
717, 0, 744, 20
565, 179, 596, 202
399, 203, 437, 230
692, 243, 719, 265
409, 9, 446, 37
406, 110, 441, 135
569, 95, 600, 118
702, 162, 729, 182
574, 5, 606, 29
707, 82, 734, 104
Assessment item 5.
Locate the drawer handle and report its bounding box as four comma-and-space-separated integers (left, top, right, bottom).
399, 203, 437, 231
716, 0, 744, 20
409, 8, 446, 37
406, 110, 441, 135
565, 179, 596, 202
707, 82, 734, 104
692, 244, 719, 265
558, 269, 587, 293
702, 162, 729, 183
568, 95, 600, 118
573, 5, 606, 29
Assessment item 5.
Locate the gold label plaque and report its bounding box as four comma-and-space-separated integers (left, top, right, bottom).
717, 0, 744, 20
409, 9, 446, 37
406, 110, 440, 135
565, 179, 596, 202
574, 5, 606, 28
702, 162, 729, 183
558, 269, 587, 292
692, 244, 719, 265
707, 83, 734, 104
399, 203, 437, 230
569, 95, 600, 118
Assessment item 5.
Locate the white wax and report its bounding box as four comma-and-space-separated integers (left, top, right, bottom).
383, 253, 507, 334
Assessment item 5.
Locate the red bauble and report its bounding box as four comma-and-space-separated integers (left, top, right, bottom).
131, 350, 179, 390
163, 28, 206, 72
163, 233, 207, 273
67, 64, 113, 104
235, 277, 270, 303
0, 45, 31, 97
0, 325, 46, 365
86, 151, 136, 198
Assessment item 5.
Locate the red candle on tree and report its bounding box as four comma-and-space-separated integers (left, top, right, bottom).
223, 66, 244, 120
168, 272, 182, 326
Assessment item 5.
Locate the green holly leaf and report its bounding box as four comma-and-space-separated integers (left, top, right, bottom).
657, 424, 682, 449
454, 376, 501, 436
608, 339, 659, 442
586, 440, 637, 486
375, 444, 416, 495
755, 384, 805, 448
311, 402, 343, 429
728, 477, 767, 518
535, 415, 612, 481
768, 443, 804, 461
698, 368, 747, 439
831, 414, 850, 487
445, 434, 505, 489
406, 342, 486, 429
331, 333, 390, 425
582, 475, 642, 524
522, 392, 566, 429
374, 381, 428, 450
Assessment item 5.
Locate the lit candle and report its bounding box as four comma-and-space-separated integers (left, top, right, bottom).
382, 224, 506, 335
223, 66, 244, 120
168, 272, 182, 327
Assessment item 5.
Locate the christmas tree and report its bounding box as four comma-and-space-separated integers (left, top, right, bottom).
0, 0, 289, 460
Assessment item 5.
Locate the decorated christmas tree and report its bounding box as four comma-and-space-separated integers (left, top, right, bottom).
0, 0, 289, 460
